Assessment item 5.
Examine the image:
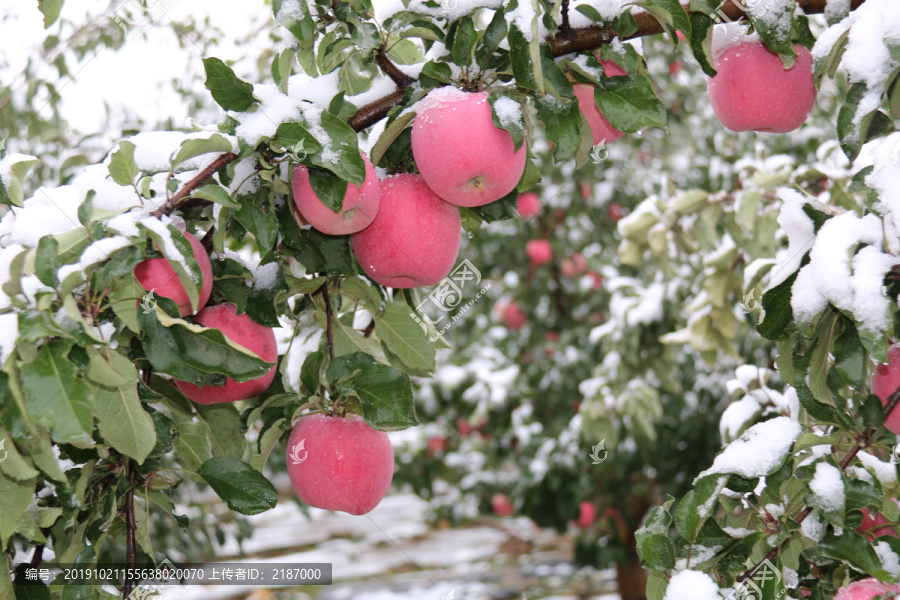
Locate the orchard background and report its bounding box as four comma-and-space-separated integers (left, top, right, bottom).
1, 0, 899, 599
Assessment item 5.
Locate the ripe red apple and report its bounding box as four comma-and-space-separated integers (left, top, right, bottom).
286, 413, 393, 516
572, 60, 628, 146
587, 272, 603, 290
857, 507, 899, 541
411, 89, 526, 207
456, 418, 473, 438
669, 60, 684, 76
291, 153, 381, 235
173, 303, 277, 404
561, 253, 587, 278
491, 493, 514, 517
517, 192, 541, 217
835, 578, 900, 600
426, 435, 446, 459
608, 202, 624, 222
134, 231, 213, 317
526, 239, 553, 266
544, 331, 561, 343
579, 182, 592, 200
707, 42, 816, 133
350, 174, 460, 288
873, 344, 900, 434
499, 301, 527, 330
577, 501, 597, 529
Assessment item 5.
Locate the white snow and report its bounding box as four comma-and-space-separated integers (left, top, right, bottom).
768, 189, 816, 288
857, 450, 899, 485
492, 96, 523, 130
808, 462, 844, 513
876, 541, 900, 578
698, 417, 801, 480
0, 312, 18, 366
663, 570, 720, 600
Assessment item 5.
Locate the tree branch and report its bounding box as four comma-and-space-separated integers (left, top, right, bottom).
156, 152, 238, 217
122, 460, 138, 599
375, 49, 415, 88
319, 278, 335, 361
560, 0, 571, 35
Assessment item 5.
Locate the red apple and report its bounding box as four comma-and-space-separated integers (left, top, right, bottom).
526, 239, 553, 266
411, 89, 526, 207
134, 231, 213, 317
587, 272, 603, 290
499, 301, 527, 330
350, 174, 460, 288
669, 60, 684, 76
579, 182, 592, 200
491, 493, 514, 517
457, 418, 473, 438
577, 501, 597, 529
517, 192, 541, 217
707, 42, 816, 133
857, 507, 899, 541
835, 578, 900, 600
173, 303, 277, 404
286, 413, 393, 516
292, 153, 381, 235
573, 60, 628, 146
873, 344, 900, 434
561, 253, 587, 278
544, 331, 561, 342
608, 202, 624, 222
426, 435, 446, 458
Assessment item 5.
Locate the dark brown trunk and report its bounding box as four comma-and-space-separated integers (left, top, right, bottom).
616, 557, 648, 600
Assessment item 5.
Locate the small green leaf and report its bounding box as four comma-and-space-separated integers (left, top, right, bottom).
594, 74, 667, 133
188, 184, 239, 208
351, 363, 417, 431
203, 57, 257, 112
636, 533, 676, 570
170, 134, 234, 169
37, 0, 63, 28
196, 403, 245, 458
109, 140, 139, 186
300, 350, 324, 394
758, 271, 798, 340
35, 236, 60, 288
376, 300, 436, 375
371, 110, 416, 168
0, 154, 39, 207
197, 457, 277, 515
387, 39, 426, 65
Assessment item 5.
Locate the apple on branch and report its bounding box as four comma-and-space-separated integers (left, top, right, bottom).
835, 578, 900, 600
411, 88, 526, 208
287, 413, 394, 516
872, 343, 900, 434
526, 239, 553, 266
516, 192, 541, 217
173, 303, 278, 404
497, 300, 527, 330
134, 231, 212, 317
351, 173, 461, 288
707, 37, 816, 133
573, 59, 628, 146
291, 152, 381, 236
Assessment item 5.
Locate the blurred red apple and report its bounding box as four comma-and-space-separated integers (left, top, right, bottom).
517, 192, 541, 217
572, 59, 628, 145
499, 301, 527, 330
526, 239, 553, 266
491, 493, 514, 517
577, 501, 597, 529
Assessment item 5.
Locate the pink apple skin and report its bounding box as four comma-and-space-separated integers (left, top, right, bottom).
350, 174, 460, 288
134, 232, 213, 317
287, 413, 394, 516
873, 344, 900, 434
577, 501, 597, 529
292, 153, 381, 235
573, 60, 628, 146
517, 192, 541, 217
526, 239, 553, 266
707, 43, 816, 133
492, 493, 514, 517
835, 578, 900, 600
857, 507, 899, 540
561, 253, 587, 278
411, 90, 526, 207
174, 304, 277, 404
500, 301, 527, 330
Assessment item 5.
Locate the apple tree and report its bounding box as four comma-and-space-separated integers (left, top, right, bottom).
0, 0, 897, 599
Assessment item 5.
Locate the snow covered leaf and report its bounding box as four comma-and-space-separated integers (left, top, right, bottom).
0, 153, 39, 207
170, 134, 234, 169
37, 0, 63, 28
246, 262, 287, 328
188, 184, 238, 208
633, 0, 690, 45
203, 57, 257, 112
108, 140, 139, 186
637, 532, 675, 570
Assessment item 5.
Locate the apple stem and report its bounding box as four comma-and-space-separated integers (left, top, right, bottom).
560, 0, 571, 35
319, 278, 336, 360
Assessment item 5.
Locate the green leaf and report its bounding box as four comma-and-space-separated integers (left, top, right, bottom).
20, 341, 94, 446
351, 363, 418, 431
234, 189, 279, 255
757, 271, 797, 340
688, 13, 716, 77
635, 0, 691, 44
109, 140, 139, 186
197, 457, 277, 515
327, 351, 376, 386
376, 300, 436, 374
35, 235, 60, 288
307, 168, 349, 213
187, 184, 239, 208
203, 57, 257, 112
489, 92, 525, 152
170, 134, 234, 169
108, 274, 144, 334
37, 0, 63, 28
0, 426, 39, 481
272, 121, 323, 158
476, 8, 507, 68
143, 224, 203, 314
86, 348, 157, 464
307, 109, 365, 185
636, 533, 676, 570
0, 472, 34, 548
273, 48, 295, 95
387, 39, 426, 65
174, 419, 212, 472
507, 24, 537, 91
594, 74, 667, 133
196, 403, 245, 458
450, 16, 477, 67
137, 303, 275, 384
748, 5, 797, 66
818, 531, 887, 577
646, 570, 668, 600
370, 110, 416, 168
247, 263, 287, 328
0, 155, 39, 207
300, 350, 324, 394
808, 309, 839, 407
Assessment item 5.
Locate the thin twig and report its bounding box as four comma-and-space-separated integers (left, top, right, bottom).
560, 0, 571, 34
319, 278, 335, 360
154, 152, 238, 217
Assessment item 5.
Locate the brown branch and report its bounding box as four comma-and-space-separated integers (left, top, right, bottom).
738, 379, 900, 583
375, 49, 415, 88
122, 460, 138, 599
30, 543, 44, 567
200, 226, 216, 255
560, 0, 572, 35
363, 317, 376, 338
319, 278, 335, 360
155, 152, 238, 217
